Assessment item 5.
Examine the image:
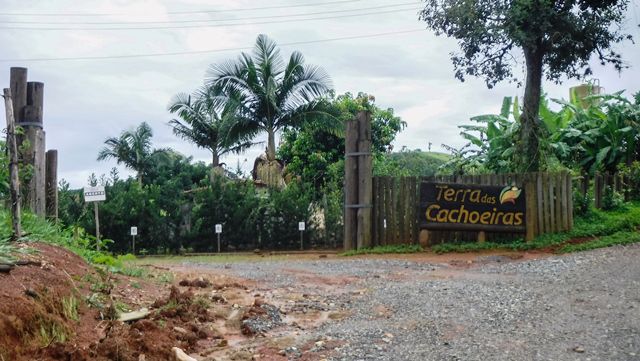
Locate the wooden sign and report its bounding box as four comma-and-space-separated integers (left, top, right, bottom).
420, 182, 526, 232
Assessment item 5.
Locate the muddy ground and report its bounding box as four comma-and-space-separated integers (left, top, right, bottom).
2, 244, 639, 360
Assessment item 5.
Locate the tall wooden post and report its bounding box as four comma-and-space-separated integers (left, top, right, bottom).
9, 68, 47, 217
45, 150, 58, 221
344, 119, 359, 251
3, 88, 22, 239
356, 111, 372, 249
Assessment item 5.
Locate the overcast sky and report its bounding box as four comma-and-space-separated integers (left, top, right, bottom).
1, 0, 639, 188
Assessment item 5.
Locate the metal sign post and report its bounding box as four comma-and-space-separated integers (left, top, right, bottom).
83, 186, 106, 251
298, 222, 305, 251
215, 224, 222, 253
130, 226, 138, 255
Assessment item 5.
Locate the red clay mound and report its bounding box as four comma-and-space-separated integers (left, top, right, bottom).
0, 243, 101, 361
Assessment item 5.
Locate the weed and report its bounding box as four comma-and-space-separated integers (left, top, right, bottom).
130, 282, 141, 289
193, 295, 211, 309
341, 244, 423, 256
157, 272, 174, 284
61, 296, 79, 322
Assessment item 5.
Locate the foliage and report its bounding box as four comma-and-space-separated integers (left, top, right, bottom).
97, 122, 168, 185
374, 150, 449, 177
279, 92, 406, 195
619, 161, 640, 200
168, 87, 255, 167
558, 231, 640, 253
572, 189, 592, 217
554, 92, 640, 174
601, 186, 624, 211
341, 244, 423, 256
420, 0, 631, 171
206, 34, 334, 161
445, 91, 640, 176
0, 140, 8, 200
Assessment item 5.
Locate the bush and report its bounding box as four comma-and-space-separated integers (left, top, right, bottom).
601, 185, 624, 210
573, 189, 592, 216
620, 161, 640, 201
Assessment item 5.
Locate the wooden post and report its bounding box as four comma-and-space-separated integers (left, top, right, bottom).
9, 68, 27, 121
356, 111, 372, 249
45, 150, 58, 221
477, 231, 486, 243
3, 88, 22, 239
344, 118, 359, 251
24, 81, 46, 217
94, 202, 101, 251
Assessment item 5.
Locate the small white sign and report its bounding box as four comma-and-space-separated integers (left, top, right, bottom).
215, 224, 222, 234
298, 222, 305, 231
130, 227, 138, 236
84, 186, 106, 202
383, 219, 387, 229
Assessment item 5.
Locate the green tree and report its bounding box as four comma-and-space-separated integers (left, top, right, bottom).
206, 34, 333, 162
168, 87, 255, 168
420, 0, 631, 172
97, 122, 166, 185
279, 92, 406, 195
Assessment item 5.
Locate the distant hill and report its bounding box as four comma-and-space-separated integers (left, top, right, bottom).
374, 150, 451, 177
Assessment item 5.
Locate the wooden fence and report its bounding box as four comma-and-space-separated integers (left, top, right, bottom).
577, 172, 632, 208
371, 172, 574, 246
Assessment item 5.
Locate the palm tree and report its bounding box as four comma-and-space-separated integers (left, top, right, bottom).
97, 122, 163, 185
206, 34, 333, 162
168, 87, 254, 169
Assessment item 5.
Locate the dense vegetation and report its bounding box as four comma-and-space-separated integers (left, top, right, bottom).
1, 30, 639, 256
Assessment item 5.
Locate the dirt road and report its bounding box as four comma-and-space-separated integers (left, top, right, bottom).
163, 244, 640, 360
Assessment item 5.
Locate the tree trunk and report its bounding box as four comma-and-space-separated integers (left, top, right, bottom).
137, 174, 143, 186
266, 129, 276, 161
519, 48, 544, 172
212, 152, 219, 168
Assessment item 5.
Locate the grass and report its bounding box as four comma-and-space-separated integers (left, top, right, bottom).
431, 202, 640, 254
341, 244, 423, 256
61, 296, 79, 322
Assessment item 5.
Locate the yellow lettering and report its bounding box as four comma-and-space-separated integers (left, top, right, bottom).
426, 204, 440, 221
470, 190, 481, 203
503, 213, 514, 225
437, 209, 449, 222
435, 185, 448, 201
448, 209, 460, 223
480, 212, 492, 225
444, 188, 456, 202
469, 211, 480, 224
514, 213, 524, 226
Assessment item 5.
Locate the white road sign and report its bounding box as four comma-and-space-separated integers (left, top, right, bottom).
130, 227, 138, 236
84, 186, 106, 202
298, 222, 306, 231
215, 224, 222, 234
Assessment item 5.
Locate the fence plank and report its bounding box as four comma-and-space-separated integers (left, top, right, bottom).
554, 173, 563, 233
536, 173, 544, 234
566, 172, 574, 230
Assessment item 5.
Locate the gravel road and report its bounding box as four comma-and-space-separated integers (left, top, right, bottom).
188, 244, 640, 361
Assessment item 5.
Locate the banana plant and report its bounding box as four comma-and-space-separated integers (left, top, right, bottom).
554, 91, 640, 174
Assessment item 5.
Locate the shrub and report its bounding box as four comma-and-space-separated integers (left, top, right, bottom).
601, 185, 624, 210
